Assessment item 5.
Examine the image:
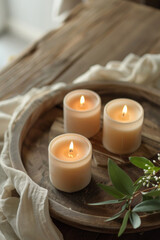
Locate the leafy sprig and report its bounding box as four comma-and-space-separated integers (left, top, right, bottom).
89, 155, 160, 237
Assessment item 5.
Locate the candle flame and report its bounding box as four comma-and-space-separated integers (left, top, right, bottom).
122, 105, 127, 116
69, 141, 74, 152
80, 95, 85, 105
68, 141, 74, 158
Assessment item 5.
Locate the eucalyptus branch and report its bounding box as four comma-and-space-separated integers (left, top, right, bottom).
89, 154, 160, 237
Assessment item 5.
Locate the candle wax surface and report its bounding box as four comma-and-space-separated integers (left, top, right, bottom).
67, 95, 96, 111
51, 140, 88, 161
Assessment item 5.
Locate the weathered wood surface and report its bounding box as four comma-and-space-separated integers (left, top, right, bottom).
1, 0, 160, 100
1, 0, 160, 239
9, 81, 160, 234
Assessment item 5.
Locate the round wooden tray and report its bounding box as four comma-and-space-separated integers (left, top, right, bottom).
9, 81, 160, 234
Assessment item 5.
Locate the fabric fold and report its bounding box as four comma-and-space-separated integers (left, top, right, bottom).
0, 83, 66, 240
74, 53, 160, 84
0, 53, 160, 239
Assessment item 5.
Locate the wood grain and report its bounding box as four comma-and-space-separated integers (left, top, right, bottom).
1, 0, 160, 100
9, 81, 160, 234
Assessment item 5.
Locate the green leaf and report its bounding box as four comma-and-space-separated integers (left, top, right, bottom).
105, 204, 127, 222
134, 183, 142, 192
118, 210, 130, 237
142, 189, 160, 198
129, 212, 141, 229
88, 199, 123, 206
133, 199, 160, 212
98, 184, 125, 199
153, 166, 160, 172
105, 212, 122, 222
129, 156, 154, 170
142, 194, 153, 201
155, 196, 160, 200
108, 158, 134, 196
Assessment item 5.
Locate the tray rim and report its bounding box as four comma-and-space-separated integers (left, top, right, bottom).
9, 80, 160, 233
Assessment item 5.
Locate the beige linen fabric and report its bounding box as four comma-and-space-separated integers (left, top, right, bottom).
0, 53, 160, 239
0, 83, 66, 240
74, 53, 160, 84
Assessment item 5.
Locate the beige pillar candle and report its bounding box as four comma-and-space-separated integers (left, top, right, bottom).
103, 98, 144, 154
48, 133, 92, 193
63, 89, 101, 138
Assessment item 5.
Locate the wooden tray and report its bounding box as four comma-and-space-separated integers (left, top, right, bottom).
9, 81, 160, 234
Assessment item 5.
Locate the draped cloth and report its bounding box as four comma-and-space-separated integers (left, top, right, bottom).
0, 53, 160, 239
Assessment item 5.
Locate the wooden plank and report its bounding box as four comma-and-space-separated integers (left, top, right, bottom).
0, 0, 160, 99
0, 0, 120, 98
58, 3, 160, 84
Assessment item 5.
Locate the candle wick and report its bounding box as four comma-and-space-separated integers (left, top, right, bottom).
80, 102, 85, 107
68, 147, 74, 158
68, 152, 73, 158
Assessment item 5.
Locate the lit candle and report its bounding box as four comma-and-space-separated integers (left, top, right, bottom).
102, 98, 144, 154
63, 89, 101, 138
48, 133, 92, 192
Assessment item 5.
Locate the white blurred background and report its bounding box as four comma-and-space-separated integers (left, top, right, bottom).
0, 0, 61, 69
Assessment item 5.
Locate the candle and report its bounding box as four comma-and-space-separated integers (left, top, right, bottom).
102, 98, 144, 154
63, 89, 101, 138
48, 133, 92, 192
